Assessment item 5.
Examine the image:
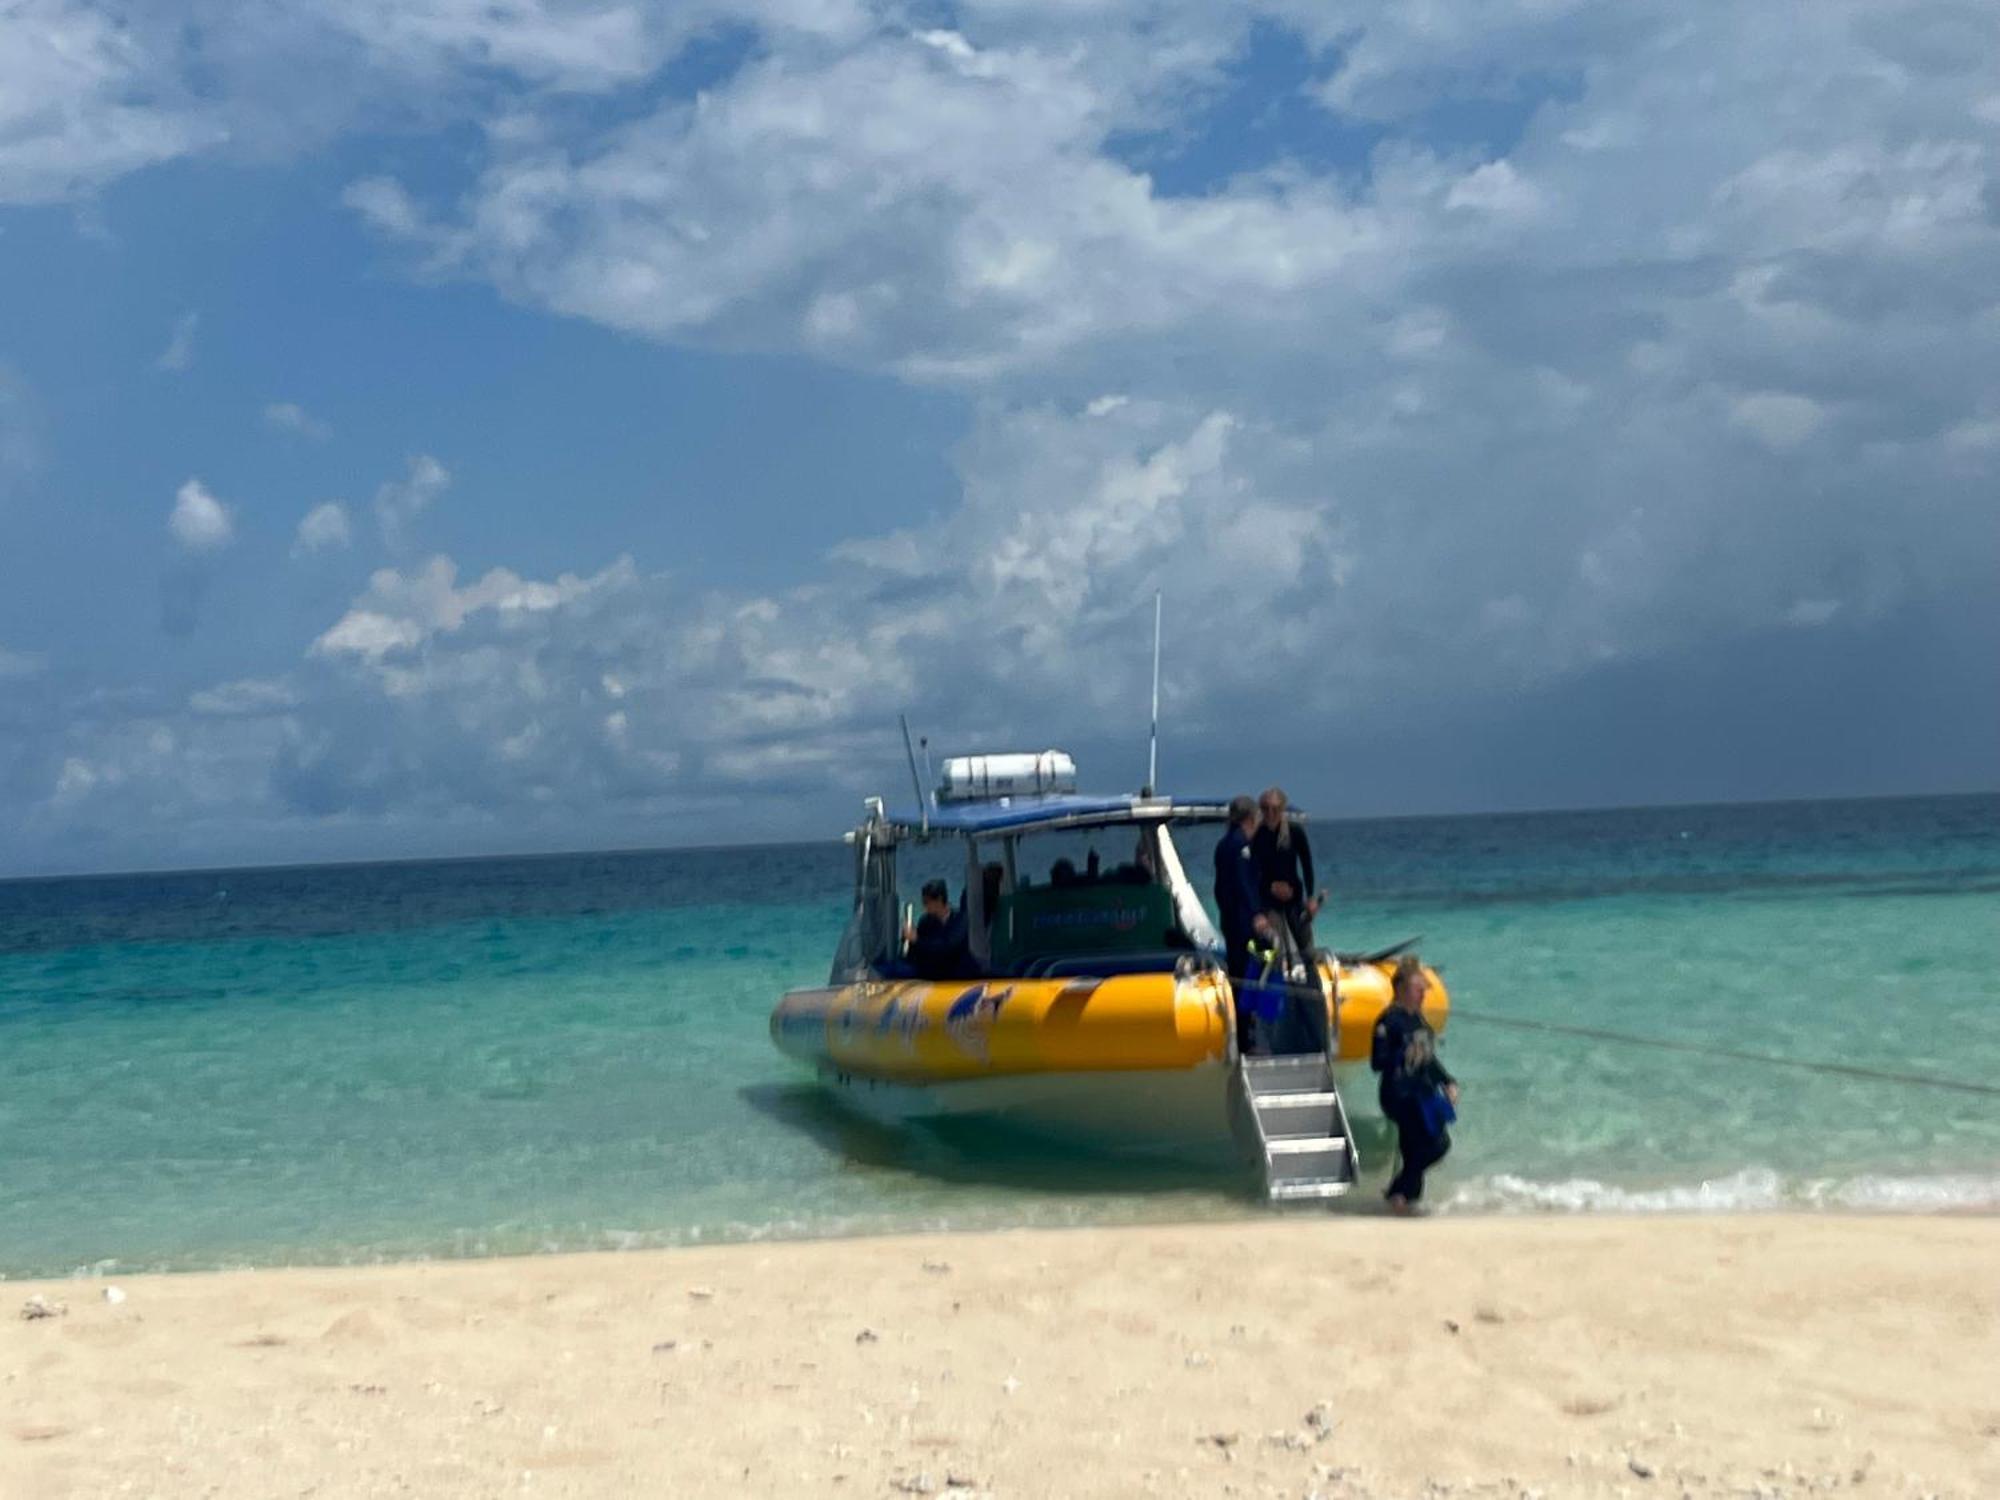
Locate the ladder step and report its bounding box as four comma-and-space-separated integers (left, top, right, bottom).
1242, 1055, 1327, 1077
1266, 1135, 1348, 1157
1266, 1145, 1351, 1186
1241, 1056, 1333, 1096
1254, 1093, 1337, 1138
1271, 1179, 1351, 1201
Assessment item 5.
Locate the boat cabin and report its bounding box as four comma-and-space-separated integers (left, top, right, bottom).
831, 751, 1231, 983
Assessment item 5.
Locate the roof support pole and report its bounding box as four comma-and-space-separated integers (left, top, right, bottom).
1146, 589, 1162, 796
899, 714, 929, 835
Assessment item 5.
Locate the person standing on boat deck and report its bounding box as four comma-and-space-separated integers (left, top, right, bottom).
1253, 786, 1322, 959
903, 879, 971, 979
1372, 954, 1459, 1214
1213, 796, 1272, 980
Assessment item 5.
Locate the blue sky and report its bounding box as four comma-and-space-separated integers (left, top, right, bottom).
1, 1, 1996, 876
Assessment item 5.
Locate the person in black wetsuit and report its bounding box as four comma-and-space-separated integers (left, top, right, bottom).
902, 879, 971, 979
1213, 795, 1275, 1050
1213, 796, 1271, 976
1371, 953, 1459, 1214
1253, 786, 1322, 960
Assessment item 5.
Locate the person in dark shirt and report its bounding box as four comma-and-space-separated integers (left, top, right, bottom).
902, 878, 971, 979
1370, 953, 1459, 1214
1213, 795, 1271, 977
1216, 792, 1280, 1064
1253, 786, 1322, 959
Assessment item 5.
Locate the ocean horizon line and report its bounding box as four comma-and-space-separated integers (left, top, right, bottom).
3, 783, 1995, 887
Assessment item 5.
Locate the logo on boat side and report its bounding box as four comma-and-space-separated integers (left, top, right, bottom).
874, 993, 927, 1051
943, 984, 1013, 1063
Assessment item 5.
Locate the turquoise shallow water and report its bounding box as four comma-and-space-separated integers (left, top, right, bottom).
2, 795, 1996, 1277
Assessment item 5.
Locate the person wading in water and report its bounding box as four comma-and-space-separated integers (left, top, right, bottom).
1371, 953, 1460, 1214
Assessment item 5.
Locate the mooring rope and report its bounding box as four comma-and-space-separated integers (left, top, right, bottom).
1443, 1007, 2000, 1099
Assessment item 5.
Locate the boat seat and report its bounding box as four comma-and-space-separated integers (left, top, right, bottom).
1012, 955, 1080, 978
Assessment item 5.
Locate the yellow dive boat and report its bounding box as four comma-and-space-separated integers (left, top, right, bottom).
770, 751, 1448, 1200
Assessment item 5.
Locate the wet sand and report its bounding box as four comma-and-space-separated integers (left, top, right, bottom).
5, 1214, 1996, 1498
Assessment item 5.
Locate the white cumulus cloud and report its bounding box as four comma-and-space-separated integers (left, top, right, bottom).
169, 478, 234, 552
0, 2, 224, 205
374, 454, 451, 549
293, 501, 353, 555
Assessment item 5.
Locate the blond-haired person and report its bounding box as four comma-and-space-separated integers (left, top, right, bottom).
1252, 786, 1322, 958
1371, 955, 1460, 1214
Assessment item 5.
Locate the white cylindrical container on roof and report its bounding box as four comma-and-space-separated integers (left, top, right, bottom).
936, 750, 1077, 802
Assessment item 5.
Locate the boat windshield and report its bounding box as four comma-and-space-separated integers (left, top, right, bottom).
984, 826, 1185, 975
1006, 827, 1156, 890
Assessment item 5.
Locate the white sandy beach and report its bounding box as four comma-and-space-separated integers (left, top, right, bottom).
4, 1214, 1996, 1499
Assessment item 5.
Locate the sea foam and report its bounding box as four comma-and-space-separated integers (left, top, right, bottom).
1445, 1166, 2000, 1215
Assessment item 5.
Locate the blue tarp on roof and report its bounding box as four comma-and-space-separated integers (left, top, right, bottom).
884, 793, 1232, 836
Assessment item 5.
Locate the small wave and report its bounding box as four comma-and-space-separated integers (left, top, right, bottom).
1444, 1166, 2000, 1215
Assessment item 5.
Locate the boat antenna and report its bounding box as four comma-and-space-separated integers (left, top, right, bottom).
899, 713, 929, 835
919, 735, 935, 809
1144, 588, 1162, 796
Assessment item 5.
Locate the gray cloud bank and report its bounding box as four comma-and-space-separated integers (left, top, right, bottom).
1, 0, 1996, 873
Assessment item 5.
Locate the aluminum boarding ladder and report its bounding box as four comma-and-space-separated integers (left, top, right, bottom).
1239, 1052, 1360, 1202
